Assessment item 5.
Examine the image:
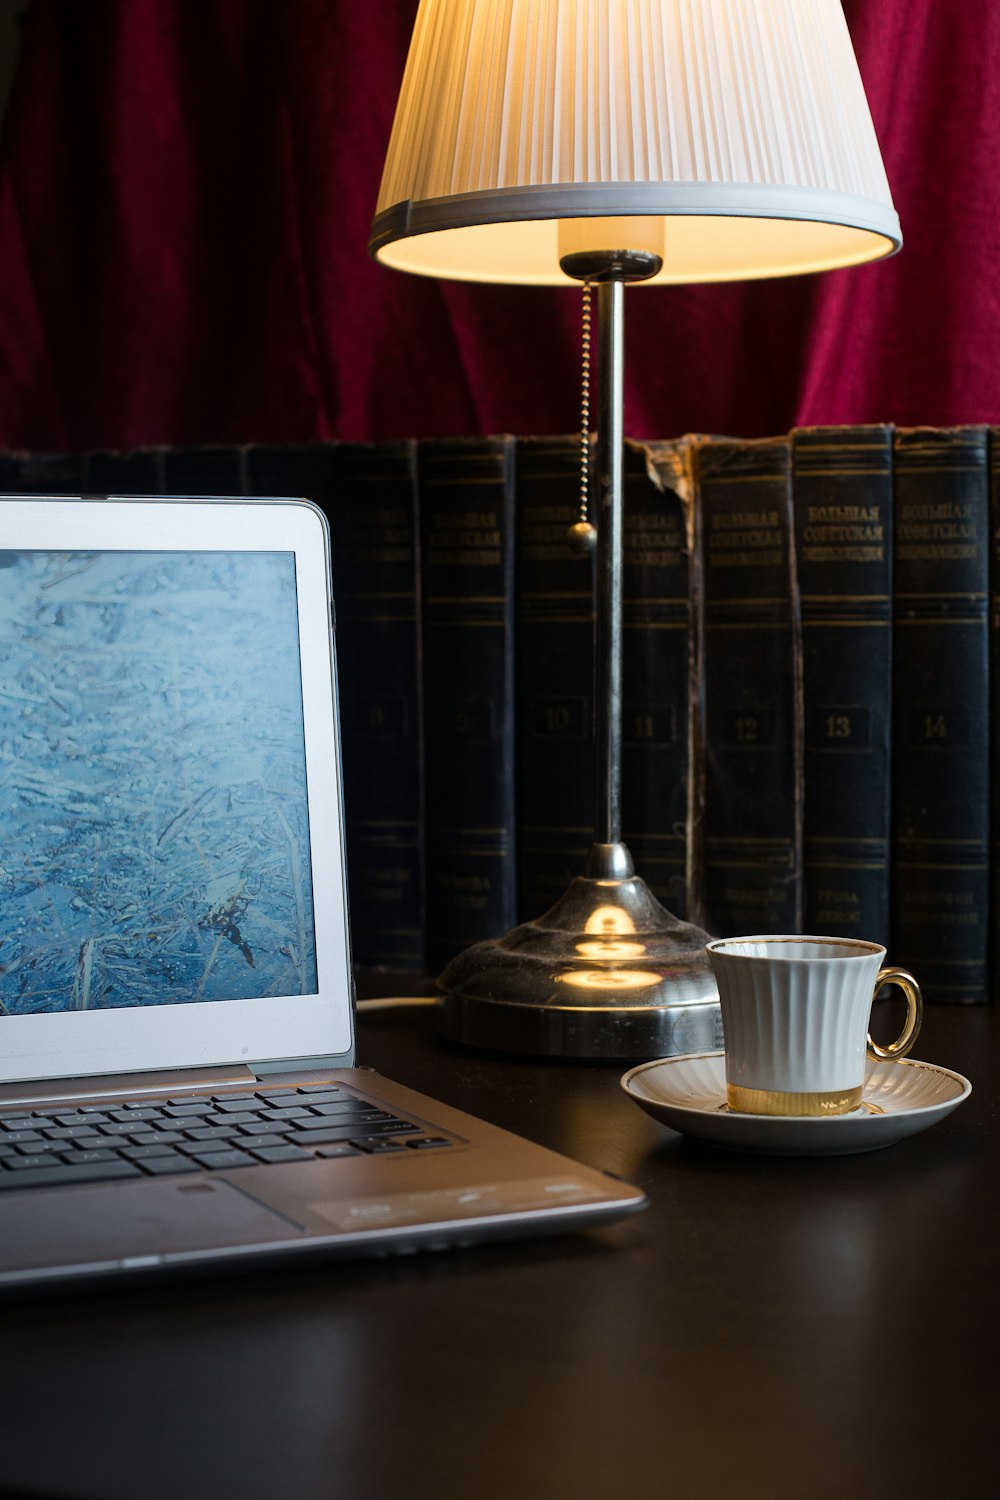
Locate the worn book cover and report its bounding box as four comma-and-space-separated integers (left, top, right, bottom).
86, 447, 168, 494
792, 425, 893, 947
636, 438, 702, 925
418, 436, 516, 968
696, 435, 803, 937
514, 435, 596, 921
892, 427, 990, 1003
0, 450, 89, 492
990, 428, 1000, 1002
163, 445, 248, 496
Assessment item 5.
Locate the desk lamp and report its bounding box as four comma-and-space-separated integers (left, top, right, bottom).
369, 0, 900, 1057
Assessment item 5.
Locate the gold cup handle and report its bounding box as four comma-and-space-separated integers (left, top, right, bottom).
867, 967, 923, 1062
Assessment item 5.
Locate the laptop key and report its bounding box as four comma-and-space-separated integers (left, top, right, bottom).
352, 1138, 408, 1153
406, 1137, 454, 1149
0, 1160, 143, 1189
291, 1118, 370, 1137
293, 1113, 404, 1133
234, 1132, 293, 1149
312, 1108, 405, 1125
189, 1149, 256, 1170
121, 1144, 186, 1161
308, 1101, 384, 1117
248, 1144, 313, 1164
135, 1154, 197, 1175
295, 1123, 393, 1146
63, 1149, 122, 1165
314, 1144, 362, 1159
291, 1121, 419, 1145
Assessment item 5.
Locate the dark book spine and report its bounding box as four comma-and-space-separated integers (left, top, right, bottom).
622, 440, 692, 920
892, 426, 990, 1003
0, 450, 89, 492
162, 446, 248, 495
244, 441, 426, 973
85, 447, 168, 494
515, 436, 595, 921
698, 435, 803, 936
792, 425, 893, 945
991, 429, 1000, 1001
326, 443, 425, 972
418, 437, 516, 968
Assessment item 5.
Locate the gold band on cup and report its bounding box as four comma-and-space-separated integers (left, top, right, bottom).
726, 1083, 864, 1117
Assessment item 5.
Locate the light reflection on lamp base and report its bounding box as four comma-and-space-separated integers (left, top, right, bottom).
555, 969, 663, 990
437, 842, 721, 1059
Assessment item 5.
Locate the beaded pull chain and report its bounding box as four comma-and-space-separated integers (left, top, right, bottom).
567, 279, 598, 556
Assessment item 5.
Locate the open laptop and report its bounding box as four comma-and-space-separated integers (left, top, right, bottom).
0, 494, 646, 1291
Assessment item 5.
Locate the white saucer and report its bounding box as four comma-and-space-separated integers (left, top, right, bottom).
621, 1051, 972, 1156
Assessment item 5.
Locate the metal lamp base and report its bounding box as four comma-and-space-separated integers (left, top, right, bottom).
437, 843, 721, 1059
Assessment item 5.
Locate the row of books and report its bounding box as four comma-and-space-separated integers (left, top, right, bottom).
0, 426, 994, 1003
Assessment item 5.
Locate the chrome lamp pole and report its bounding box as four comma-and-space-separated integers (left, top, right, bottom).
436, 247, 719, 1058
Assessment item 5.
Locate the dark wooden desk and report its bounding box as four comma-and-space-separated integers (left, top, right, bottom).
1, 999, 996, 1500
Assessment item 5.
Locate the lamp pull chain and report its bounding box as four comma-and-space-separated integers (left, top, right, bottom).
567, 279, 598, 556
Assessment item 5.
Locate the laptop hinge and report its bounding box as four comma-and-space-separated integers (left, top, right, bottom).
0, 1064, 258, 1108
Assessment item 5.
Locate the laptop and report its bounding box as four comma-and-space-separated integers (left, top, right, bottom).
0, 494, 646, 1291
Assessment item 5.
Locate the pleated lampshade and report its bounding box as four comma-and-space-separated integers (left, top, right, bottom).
369, 0, 901, 285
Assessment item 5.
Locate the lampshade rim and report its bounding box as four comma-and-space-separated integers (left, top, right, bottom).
369, 180, 901, 273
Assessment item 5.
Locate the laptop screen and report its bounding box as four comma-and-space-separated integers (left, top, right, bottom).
1, 549, 319, 1016
0, 497, 353, 1085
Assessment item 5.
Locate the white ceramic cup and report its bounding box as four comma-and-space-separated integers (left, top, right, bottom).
705, 935, 923, 1116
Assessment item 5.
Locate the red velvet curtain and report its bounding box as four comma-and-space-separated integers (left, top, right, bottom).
0, 0, 997, 453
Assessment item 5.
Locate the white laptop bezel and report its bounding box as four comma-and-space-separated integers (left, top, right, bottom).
0, 495, 355, 1083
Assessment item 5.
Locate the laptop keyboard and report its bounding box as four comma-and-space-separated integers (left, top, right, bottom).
0, 1084, 454, 1191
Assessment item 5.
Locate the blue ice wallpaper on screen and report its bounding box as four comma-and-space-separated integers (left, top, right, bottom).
0, 550, 319, 1014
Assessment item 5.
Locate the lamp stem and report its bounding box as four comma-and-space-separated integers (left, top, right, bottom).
594, 277, 625, 847
436, 249, 719, 1059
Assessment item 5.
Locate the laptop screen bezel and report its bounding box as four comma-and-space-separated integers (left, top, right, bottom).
0, 495, 355, 1083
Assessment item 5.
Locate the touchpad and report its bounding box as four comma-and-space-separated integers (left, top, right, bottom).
2, 1178, 308, 1274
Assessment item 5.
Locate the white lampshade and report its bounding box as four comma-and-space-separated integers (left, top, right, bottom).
370, 0, 901, 285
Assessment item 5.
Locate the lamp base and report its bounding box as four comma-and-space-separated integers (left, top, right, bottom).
437, 843, 721, 1059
